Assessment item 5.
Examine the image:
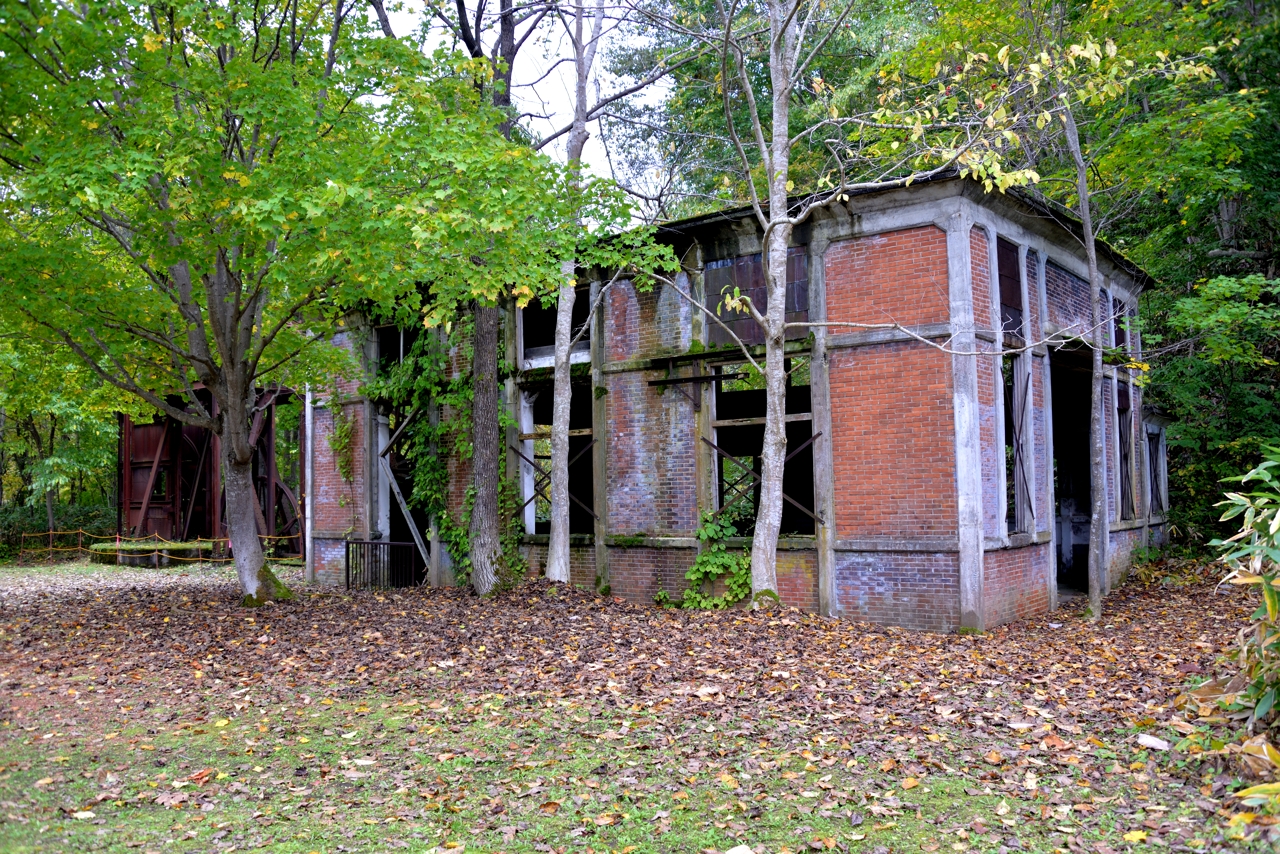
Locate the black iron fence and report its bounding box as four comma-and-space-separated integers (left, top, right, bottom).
345, 540, 425, 590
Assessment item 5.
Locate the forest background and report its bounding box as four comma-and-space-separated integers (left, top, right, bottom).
0, 0, 1274, 568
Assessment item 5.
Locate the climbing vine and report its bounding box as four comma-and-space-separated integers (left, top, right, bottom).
657, 505, 751, 609
367, 314, 527, 590
327, 400, 357, 483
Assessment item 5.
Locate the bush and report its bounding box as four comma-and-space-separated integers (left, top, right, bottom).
1213, 447, 1280, 727
0, 503, 116, 562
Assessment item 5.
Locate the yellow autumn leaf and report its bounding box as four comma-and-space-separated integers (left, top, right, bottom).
1122, 830, 1147, 843
214, 719, 229, 728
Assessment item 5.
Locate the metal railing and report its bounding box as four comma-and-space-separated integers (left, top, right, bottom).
345, 540, 425, 590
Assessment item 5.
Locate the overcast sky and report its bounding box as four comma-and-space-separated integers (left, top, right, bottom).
386, 3, 621, 177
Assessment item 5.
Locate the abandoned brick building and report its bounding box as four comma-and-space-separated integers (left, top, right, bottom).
288, 176, 1170, 631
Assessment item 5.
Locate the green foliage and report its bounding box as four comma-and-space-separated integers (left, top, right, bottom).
1212, 448, 1280, 727
327, 404, 358, 484
677, 509, 751, 610
0, 503, 115, 561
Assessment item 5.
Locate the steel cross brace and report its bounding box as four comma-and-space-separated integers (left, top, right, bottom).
700, 432, 824, 524
510, 439, 599, 521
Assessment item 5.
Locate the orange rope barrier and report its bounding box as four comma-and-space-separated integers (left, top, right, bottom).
16, 529, 300, 564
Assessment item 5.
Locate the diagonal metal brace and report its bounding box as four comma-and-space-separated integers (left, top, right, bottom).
701, 432, 825, 524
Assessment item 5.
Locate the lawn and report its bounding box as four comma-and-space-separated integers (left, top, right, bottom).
0, 559, 1266, 852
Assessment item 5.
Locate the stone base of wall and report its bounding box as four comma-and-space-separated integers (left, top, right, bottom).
983, 543, 1053, 628
835, 551, 960, 632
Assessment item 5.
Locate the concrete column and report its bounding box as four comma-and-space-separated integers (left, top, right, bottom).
947, 207, 985, 630
808, 235, 837, 617
304, 387, 315, 583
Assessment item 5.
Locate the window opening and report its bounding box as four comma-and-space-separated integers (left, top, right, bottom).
707, 357, 817, 535
996, 238, 1024, 340
705, 248, 808, 347
997, 239, 1030, 533
1147, 428, 1164, 515
1117, 383, 1135, 520
376, 324, 420, 376
1050, 359, 1092, 591
521, 284, 591, 368
515, 383, 595, 535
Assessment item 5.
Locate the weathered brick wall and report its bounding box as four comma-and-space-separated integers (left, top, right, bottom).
1107, 526, 1147, 588
604, 371, 699, 536
522, 542, 597, 588
971, 228, 1003, 539
828, 342, 957, 539
825, 226, 951, 327
982, 544, 1052, 627
776, 550, 819, 612
607, 546, 698, 604
835, 551, 960, 632
310, 332, 369, 586
605, 278, 692, 362
1045, 262, 1092, 334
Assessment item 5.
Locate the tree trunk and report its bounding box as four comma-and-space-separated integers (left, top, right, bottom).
1064, 104, 1108, 621
470, 302, 503, 594
547, 270, 577, 583
45, 487, 55, 533
747, 0, 797, 603
547, 1, 600, 584
222, 413, 291, 606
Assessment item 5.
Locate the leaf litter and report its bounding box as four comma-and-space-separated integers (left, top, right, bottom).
0, 562, 1266, 851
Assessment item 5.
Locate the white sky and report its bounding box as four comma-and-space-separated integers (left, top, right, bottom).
387, 2, 619, 177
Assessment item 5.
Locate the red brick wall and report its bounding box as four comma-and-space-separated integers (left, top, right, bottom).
605, 279, 692, 362
826, 226, 951, 328
777, 550, 819, 612
982, 544, 1052, 627
835, 551, 960, 632
607, 546, 698, 604
828, 342, 957, 539
523, 543, 597, 588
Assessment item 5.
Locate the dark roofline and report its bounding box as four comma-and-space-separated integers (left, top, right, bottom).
654, 174, 1151, 290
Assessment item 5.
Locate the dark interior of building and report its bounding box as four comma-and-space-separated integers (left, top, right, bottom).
1050, 355, 1093, 591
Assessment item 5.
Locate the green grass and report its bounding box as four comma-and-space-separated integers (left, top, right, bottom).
0, 693, 1222, 853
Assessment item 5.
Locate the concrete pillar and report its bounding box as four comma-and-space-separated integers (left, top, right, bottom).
808, 235, 837, 617
947, 207, 985, 630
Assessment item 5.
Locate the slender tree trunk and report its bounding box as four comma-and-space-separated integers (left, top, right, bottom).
1063, 104, 1107, 621
45, 488, 55, 533
470, 303, 503, 594
547, 270, 577, 583
748, 0, 797, 602
547, 0, 601, 584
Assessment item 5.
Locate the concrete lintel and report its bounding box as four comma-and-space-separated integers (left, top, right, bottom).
833, 538, 960, 553
826, 322, 953, 351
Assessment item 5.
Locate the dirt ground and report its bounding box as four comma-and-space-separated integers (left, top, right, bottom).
0, 560, 1266, 853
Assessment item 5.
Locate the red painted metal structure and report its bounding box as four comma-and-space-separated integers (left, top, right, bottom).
116, 390, 304, 557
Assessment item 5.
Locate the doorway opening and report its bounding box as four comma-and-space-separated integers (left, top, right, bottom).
1050, 353, 1093, 592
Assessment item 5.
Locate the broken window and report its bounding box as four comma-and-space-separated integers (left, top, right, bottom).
1117, 383, 1135, 520
516, 383, 595, 535
707, 357, 816, 536
704, 248, 808, 347
1111, 297, 1127, 352
1146, 426, 1165, 515
520, 284, 591, 369
998, 239, 1031, 534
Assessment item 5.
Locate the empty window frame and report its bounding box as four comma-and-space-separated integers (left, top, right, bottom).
1117, 383, 1135, 520
1146, 425, 1165, 515
704, 248, 808, 348
375, 324, 421, 377
997, 238, 1031, 533
520, 284, 592, 369
996, 237, 1024, 340
708, 358, 816, 536
517, 383, 595, 535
